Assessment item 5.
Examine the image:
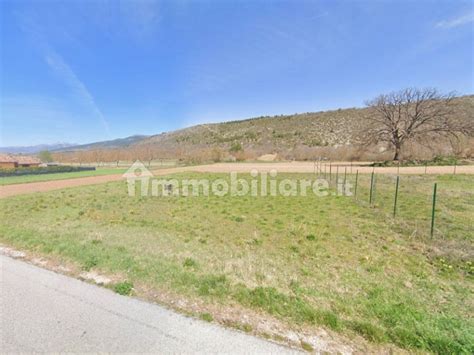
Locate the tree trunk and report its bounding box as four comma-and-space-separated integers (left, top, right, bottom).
393, 145, 401, 161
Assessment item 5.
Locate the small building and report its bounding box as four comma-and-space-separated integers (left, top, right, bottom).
0, 154, 42, 169
16, 155, 41, 167
0, 154, 17, 169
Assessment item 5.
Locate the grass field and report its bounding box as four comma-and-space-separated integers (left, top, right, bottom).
0, 168, 127, 185
0, 172, 472, 353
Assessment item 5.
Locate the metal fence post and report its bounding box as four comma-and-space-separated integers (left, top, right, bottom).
354, 170, 359, 199
336, 166, 339, 187
373, 174, 377, 204
343, 167, 347, 195
393, 176, 400, 217
430, 183, 437, 237
369, 171, 374, 204
329, 162, 332, 182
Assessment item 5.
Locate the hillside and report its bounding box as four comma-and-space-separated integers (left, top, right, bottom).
53, 95, 473, 162
143, 107, 366, 150
136, 95, 474, 161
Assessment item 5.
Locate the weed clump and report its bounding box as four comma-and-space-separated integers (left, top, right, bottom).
83, 255, 99, 271
183, 257, 198, 268
199, 312, 213, 322
300, 341, 314, 352
349, 321, 386, 343
114, 281, 133, 296
198, 275, 228, 296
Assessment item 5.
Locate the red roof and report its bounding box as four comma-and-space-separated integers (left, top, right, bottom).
0, 154, 17, 163
15, 155, 42, 164
0, 154, 41, 164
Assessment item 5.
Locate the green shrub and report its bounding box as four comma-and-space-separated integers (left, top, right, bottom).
0, 165, 95, 177
371, 156, 461, 167
229, 142, 243, 152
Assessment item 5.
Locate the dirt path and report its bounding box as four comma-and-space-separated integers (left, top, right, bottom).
1, 162, 472, 198
0, 167, 187, 199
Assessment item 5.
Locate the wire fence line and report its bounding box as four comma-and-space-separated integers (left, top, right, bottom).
314, 162, 472, 240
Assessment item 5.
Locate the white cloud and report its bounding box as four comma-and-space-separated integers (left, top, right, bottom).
43, 51, 110, 134
436, 12, 474, 29
16, 11, 110, 135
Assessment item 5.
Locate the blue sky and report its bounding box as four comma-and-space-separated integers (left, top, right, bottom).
1, 0, 473, 146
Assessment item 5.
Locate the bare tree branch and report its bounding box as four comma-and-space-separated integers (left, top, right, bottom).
364, 88, 472, 160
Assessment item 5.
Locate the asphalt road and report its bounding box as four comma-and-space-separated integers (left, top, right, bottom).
1, 255, 296, 353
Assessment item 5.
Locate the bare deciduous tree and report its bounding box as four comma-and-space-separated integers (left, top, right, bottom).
142, 144, 156, 167
92, 150, 104, 166
365, 88, 472, 160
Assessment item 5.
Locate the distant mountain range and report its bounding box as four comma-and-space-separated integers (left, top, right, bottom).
2, 95, 472, 161
0, 135, 149, 154
0, 143, 75, 154
51, 135, 149, 152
